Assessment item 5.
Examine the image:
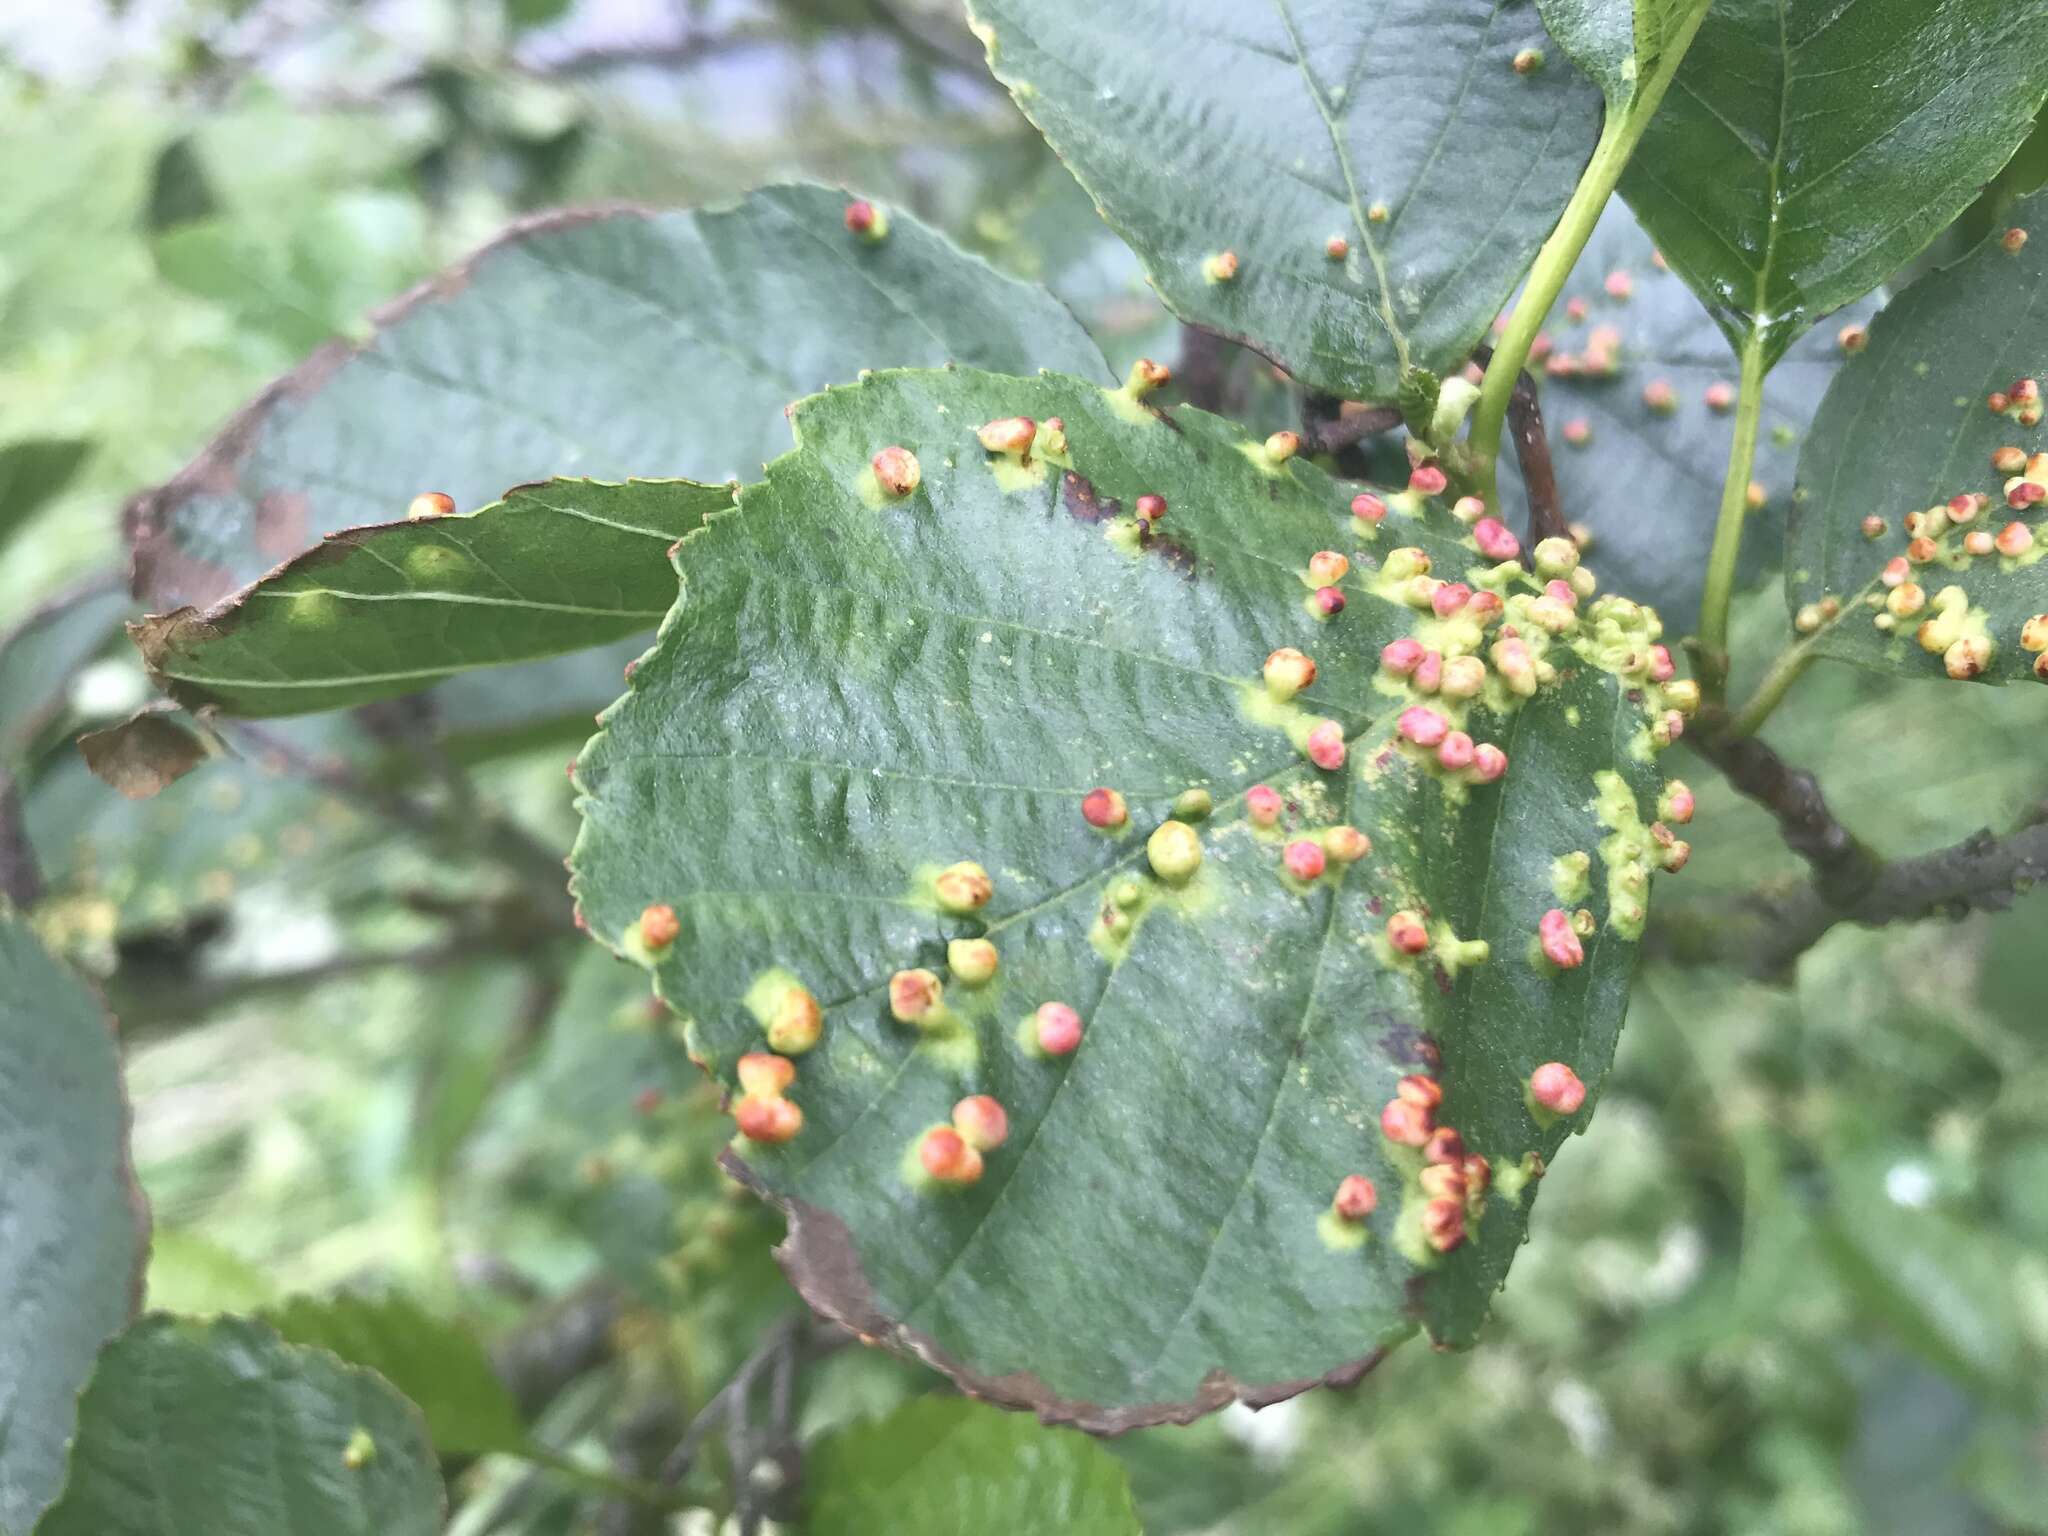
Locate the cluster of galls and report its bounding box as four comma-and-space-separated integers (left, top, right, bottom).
1377, 1073, 1492, 1254
1987, 375, 2044, 429
1855, 452, 2044, 678
916, 1095, 1009, 1187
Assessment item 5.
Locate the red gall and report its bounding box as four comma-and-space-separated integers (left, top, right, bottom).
1643, 379, 1675, 415
1284, 839, 1327, 881
1368, 202, 1389, 222
2037, 654, 2048, 682
2020, 614, 2048, 652
1989, 391, 2012, 414
1266, 430, 1300, 463
1997, 521, 2036, 556
871, 445, 921, 497
1965, 530, 1996, 556
1949, 494, 1985, 525
919, 1125, 984, 1184
1658, 837, 1692, 873
1705, 381, 1736, 412
1409, 463, 1449, 496
977, 416, 1036, 454
1746, 481, 1768, 510
1437, 731, 1476, 772
1306, 721, 1347, 771
1647, 644, 1676, 683
1308, 550, 1349, 585
1386, 910, 1430, 956
843, 199, 888, 240
935, 861, 993, 913
735, 1094, 802, 1144
1351, 492, 1388, 524
1561, 418, 1592, 447
2009, 482, 2047, 510
1333, 1175, 1377, 1220
1422, 1197, 1467, 1252
1202, 249, 1240, 283
1247, 783, 1284, 827
1397, 706, 1449, 748
1461, 1154, 1492, 1194
1423, 1126, 1466, 1165
1439, 655, 1487, 700
1397, 1073, 1443, 1109
1381, 637, 1425, 676
1326, 234, 1350, 260
2006, 227, 2031, 254
1431, 581, 1474, 617
1528, 1061, 1586, 1114
1127, 358, 1172, 395
1452, 494, 1487, 524
1886, 582, 1926, 618
1663, 678, 1701, 715
1604, 269, 1633, 300
1880, 556, 1911, 589
1511, 46, 1544, 73
640, 903, 680, 950
1412, 648, 1444, 693
766, 984, 824, 1054
1473, 517, 1520, 561
1565, 296, 1589, 322
1419, 1163, 1467, 1201
953, 1095, 1009, 1151
1312, 585, 1347, 617
1471, 743, 1508, 782
1944, 635, 1993, 679
1034, 1001, 1084, 1056
407, 491, 455, 520
1659, 780, 1695, 824
1135, 493, 1166, 523
1838, 324, 1867, 354
1081, 787, 1129, 829
1862, 514, 1888, 539
1538, 908, 1584, 969
1380, 1096, 1433, 1146
889, 968, 944, 1025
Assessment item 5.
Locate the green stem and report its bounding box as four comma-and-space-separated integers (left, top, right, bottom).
518, 1443, 690, 1511
1726, 643, 1814, 738
1471, 5, 1712, 503
1696, 330, 1769, 705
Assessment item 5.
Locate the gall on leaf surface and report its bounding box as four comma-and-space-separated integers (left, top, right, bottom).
32, 1315, 442, 1536
963, 0, 1602, 403
1790, 189, 2048, 685
568, 367, 1690, 1429
122, 184, 1107, 736
1620, 0, 2048, 368
0, 917, 148, 1536
1498, 203, 1876, 631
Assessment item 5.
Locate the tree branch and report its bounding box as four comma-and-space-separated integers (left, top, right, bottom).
1300, 398, 1403, 456
1691, 730, 1882, 905
1174, 325, 1234, 414
1505, 369, 1569, 548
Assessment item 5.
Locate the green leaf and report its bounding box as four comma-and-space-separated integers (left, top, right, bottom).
1788, 193, 2048, 685
963, 0, 1601, 402
33, 1315, 444, 1536
1621, 0, 2048, 368
0, 439, 94, 556
265, 1292, 528, 1457
133, 479, 733, 717
1537, 0, 1711, 113
126, 184, 1107, 615
1503, 203, 1874, 630
0, 573, 129, 771
807, 1397, 1141, 1534
570, 366, 1686, 1427
0, 916, 148, 1535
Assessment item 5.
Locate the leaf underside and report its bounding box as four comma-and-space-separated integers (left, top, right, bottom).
0, 918, 148, 1536
33, 1315, 443, 1536
134, 479, 733, 717
965, 0, 1601, 402
570, 366, 1684, 1429
1790, 190, 2048, 685
1621, 0, 2048, 366
1502, 203, 1874, 632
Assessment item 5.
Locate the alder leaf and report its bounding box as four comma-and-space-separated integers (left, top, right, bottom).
0, 916, 148, 1535
569, 366, 1692, 1429
32, 1316, 442, 1536
132, 479, 732, 717
1621, 0, 2048, 367
963, 0, 1601, 402
1788, 193, 2048, 686
807, 1397, 1141, 1533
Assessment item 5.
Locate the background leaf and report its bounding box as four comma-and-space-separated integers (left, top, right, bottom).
1788, 191, 2048, 684
0, 916, 148, 1535
33, 1315, 443, 1536
571, 366, 1685, 1427
1536, 0, 1710, 111
136, 479, 732, 717
964, 0, 1601, 401
1621, 0, 2048, 366
1500, 203, 1876, 631
806, 1397, 1142, 1534
265, 1291, 528, 1457
0, 439, 94, 557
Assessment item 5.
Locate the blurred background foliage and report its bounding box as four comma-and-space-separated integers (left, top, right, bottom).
3, 2, 2046, 1532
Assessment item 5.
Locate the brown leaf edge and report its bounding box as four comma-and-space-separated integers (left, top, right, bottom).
76, 702, 213, 800
122, 203, 651, 612
718, 1148, 1405, 1437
